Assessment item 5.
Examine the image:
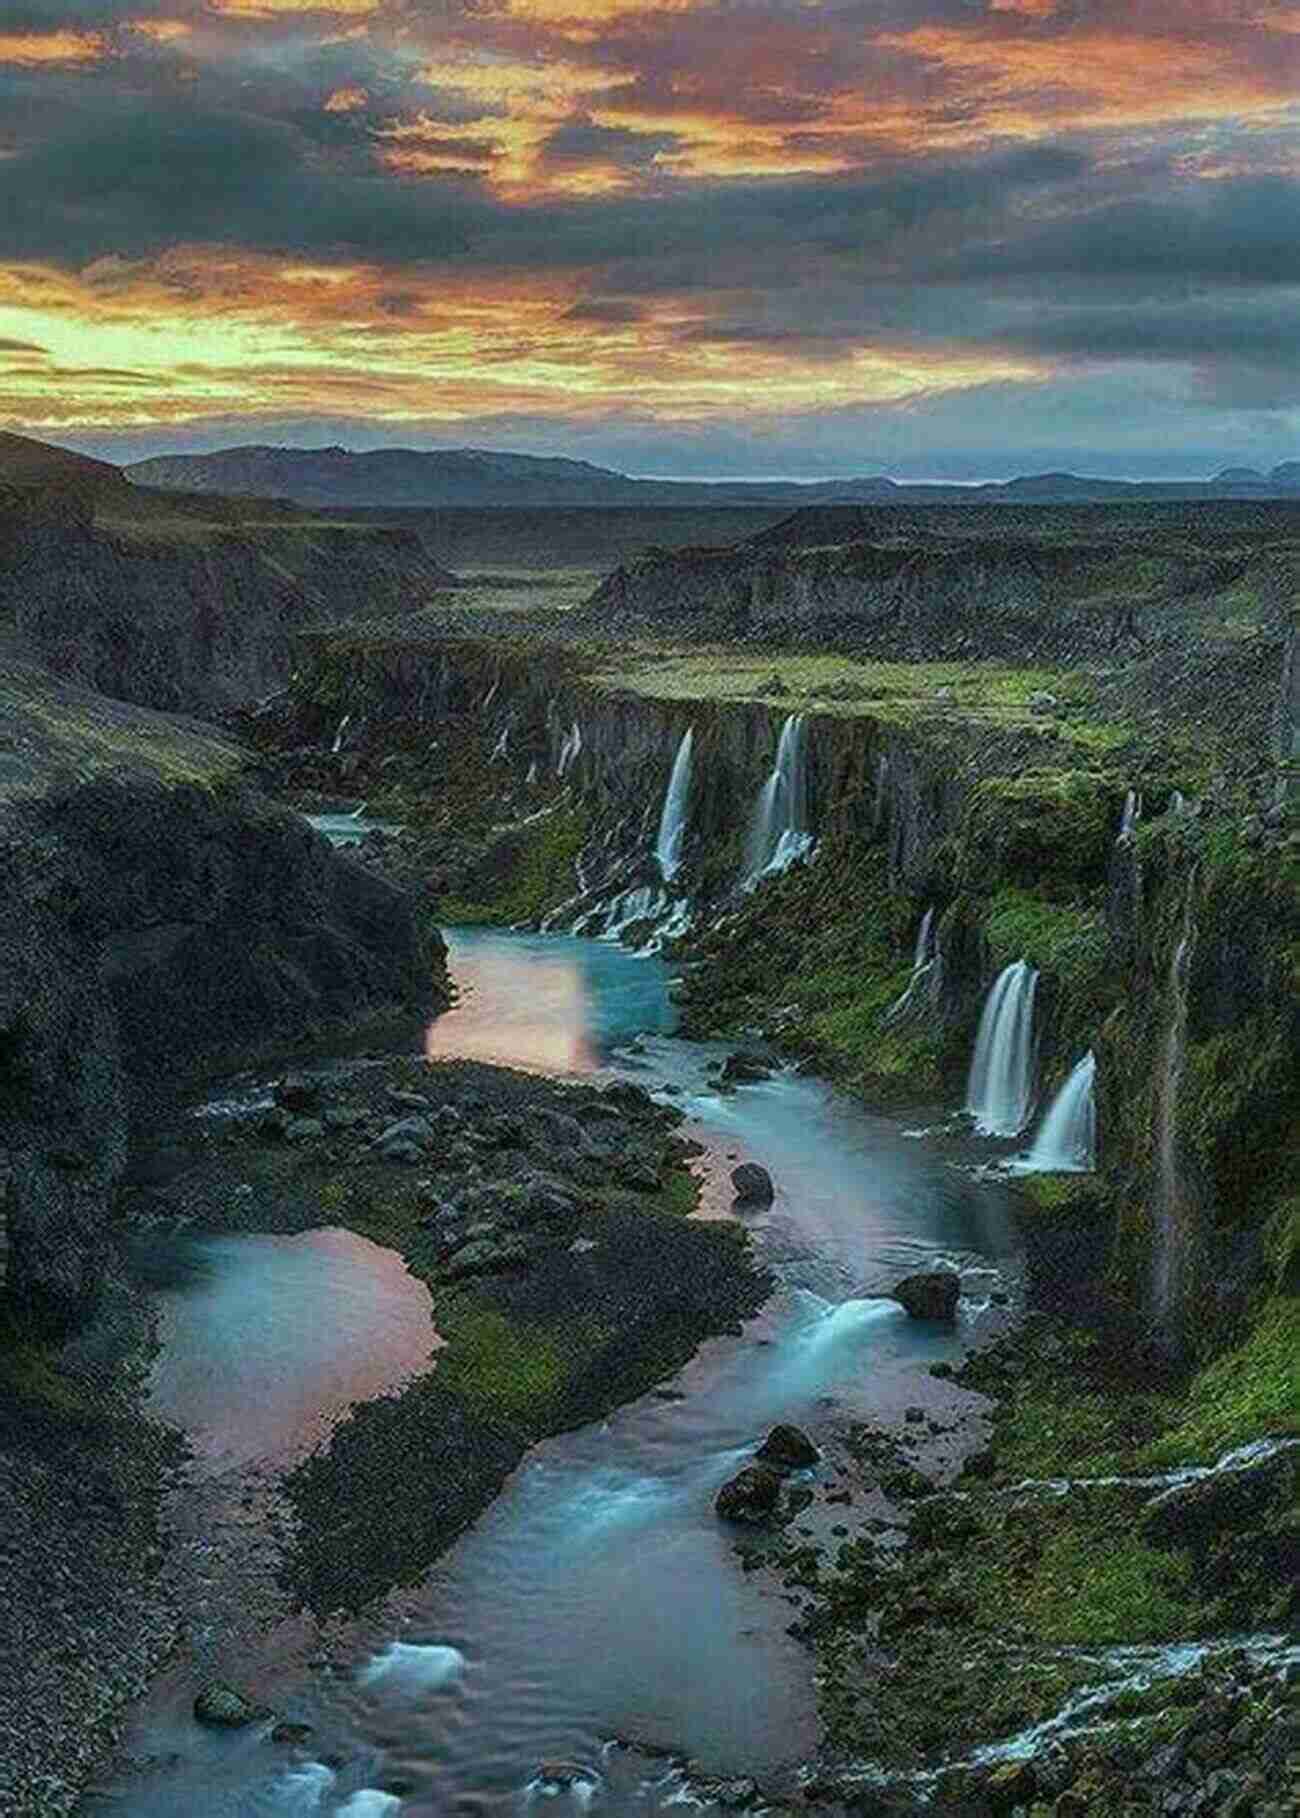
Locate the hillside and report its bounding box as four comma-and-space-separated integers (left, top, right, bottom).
124, 442, 1300, 511
0, 432, 457, 712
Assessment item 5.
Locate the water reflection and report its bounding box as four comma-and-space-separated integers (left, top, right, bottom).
425, 929, 677, 1075
147, 1229, 438, 1476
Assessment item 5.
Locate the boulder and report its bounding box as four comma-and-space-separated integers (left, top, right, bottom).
756, 1424, 819, 1471
194, 1682, 269, 1728
731, 1163, 774, 1206
721, 1051, 772, 1085
537, 1762, 594, 1790
715, 1463, 783, 1523
274, 1074, 319, 1113
892, 1269, 961, 1321
284, 1117, 324, 1143
376, 1115, 433, 1149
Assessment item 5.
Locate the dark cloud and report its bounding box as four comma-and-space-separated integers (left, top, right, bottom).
540, 120, 678, 168
952, 176, 1300, 284
562, 299, 650, 323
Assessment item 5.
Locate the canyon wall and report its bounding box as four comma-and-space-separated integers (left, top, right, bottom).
286, 629, 1297, 1356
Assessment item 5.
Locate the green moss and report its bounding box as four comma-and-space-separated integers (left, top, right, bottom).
439, 805, 588, 927
960, 770, 1117, 892
1266, 1197, 1300, 1293
435, 1302, 578, 1421
981, 1524, 1197, 1645
1142, 1296, 1300, 1465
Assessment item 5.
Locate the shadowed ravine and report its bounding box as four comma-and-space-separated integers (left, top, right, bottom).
83, 929, 1018, 1817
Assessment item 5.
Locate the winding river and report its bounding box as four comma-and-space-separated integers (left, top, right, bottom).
83, 928, 1018, 1817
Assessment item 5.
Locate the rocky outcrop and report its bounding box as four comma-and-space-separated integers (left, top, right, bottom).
892, 1271, 962, 1322
0, 680, 442, 1331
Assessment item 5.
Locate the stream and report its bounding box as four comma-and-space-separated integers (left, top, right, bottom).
84, 928, 1020, 1817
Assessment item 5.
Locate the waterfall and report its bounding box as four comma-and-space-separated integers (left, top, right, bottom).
883, 907, 940, 1026
491, 725, 510, 762
1170, 790, 1186, 815
655, 727, 694, 881
744, 714, 813, 887
1118, 788, 1141, 841
526, 760, 538, 785
557, 721, 582, 777
1024, 1051, 1097, 1172
913, 905, 935, 971
1152, 905, 1196, 1350
966, 961, 1039, 1136
331, 712, 351, 755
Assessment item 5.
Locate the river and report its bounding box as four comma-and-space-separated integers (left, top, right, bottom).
83, 928, 1018, 1817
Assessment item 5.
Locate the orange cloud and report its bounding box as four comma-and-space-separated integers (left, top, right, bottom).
0, 30, 106, 66
0, 250, 1042, 433
127, 19, 193, 42
209, 0, 379, 16
324, 85, 368, 111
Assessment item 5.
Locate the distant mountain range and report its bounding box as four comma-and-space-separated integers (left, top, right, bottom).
123, 443, 1300, 510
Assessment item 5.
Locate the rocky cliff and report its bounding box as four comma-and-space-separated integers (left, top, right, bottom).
263, 624, 1297, 1359
0, 431, 456, 715
0, 664, 445, 1333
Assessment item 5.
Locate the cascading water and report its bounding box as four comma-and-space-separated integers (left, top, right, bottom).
557, 721, 583, 778
1152, 900, 1196, 1350
1022, 1050, 1097, 1172
1118, 789, 1141, 841
331, 712, 351, 755
744, 714, 813, 887
966, 961, 1039, 1136
654, 727, 694, 882
883, 907, 940, 1026
491, 725, 510, 762
912, 906, 935, 971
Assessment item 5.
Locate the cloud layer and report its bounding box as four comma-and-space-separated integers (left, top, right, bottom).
2, 0, 1299, 471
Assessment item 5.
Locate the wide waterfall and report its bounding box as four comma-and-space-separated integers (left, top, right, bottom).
966, 960, 1039, 1136
744, 714, 813, 887
655, 727, 694, 881
1024, 1050, 1097, 1171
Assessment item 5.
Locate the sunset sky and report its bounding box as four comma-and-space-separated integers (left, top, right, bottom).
2, 0, 1299, 476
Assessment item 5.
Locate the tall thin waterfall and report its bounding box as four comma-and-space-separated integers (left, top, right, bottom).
744, 714, 813, 887
331, 712, 351, 754
1025, 1050, 1097, 1171
655, 727, 694, 881
1152, 905, 1196, 1349
913, 906, 935, 971
557, 721, 582, 777
1118, 789, 1141, 840
966, 961, 1039, 1136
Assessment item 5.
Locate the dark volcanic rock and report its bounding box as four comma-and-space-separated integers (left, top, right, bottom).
715, 1463, 783, 1523
891, 1269, 961, 1321
756, 1423, 819, 1471
731, 1163, 775, 1205
194, 1682, 270, 1728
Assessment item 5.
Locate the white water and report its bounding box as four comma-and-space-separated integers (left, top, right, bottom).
330, 714, 351, 755
655, 728, 695, 882
557, 721, 583, 778
1152, 910, 1195, 1348
966, 961, 1039, 1136
1117, 788, 1141, 840
1021, 1050, 1097, 1173
744, 714, 813, 887
913, 906, 935, 971
490, 725, 510, 761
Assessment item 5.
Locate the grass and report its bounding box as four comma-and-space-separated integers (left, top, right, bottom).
435, 1301, 576, 1422
439, 805, 588, 926
1142, 1296, 1300, 1466
978, 1523, 1198, 1645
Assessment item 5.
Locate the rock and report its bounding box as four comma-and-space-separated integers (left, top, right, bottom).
537, 1762, 593, 1789
756, 1424, 820, 1471
891, 1269, 961, 1321
761, 674, 789, 696
274, 1074, 319, 1113
731, 1163, 775, 1205
600, 1081, 654, 1113
284, 1117, 324, 1143
322, 1105, 367, 1130
1030, 691, 1059, 711
620, 1156, 663, 1192
386, 1087, 431, 1110
193, 1682, 269, 1728
905, 1406, 925, 1424
715, 1463, 783, 1523
270, 1721, 315, 1746
721, 1051, 771, 1085
378, 1138, 425, 1164
440, 1235, 530, 1280
376, 1115, 433, 1149
985, 1760, 1037, 1811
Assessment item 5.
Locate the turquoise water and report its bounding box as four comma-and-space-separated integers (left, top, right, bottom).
86, 929, 1016, 1818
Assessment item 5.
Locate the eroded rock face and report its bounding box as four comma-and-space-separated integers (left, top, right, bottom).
0, 752, 442, 1333
891, 1269, 961, 1321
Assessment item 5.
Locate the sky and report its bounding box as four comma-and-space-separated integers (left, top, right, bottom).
1, 0, 1299, 478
